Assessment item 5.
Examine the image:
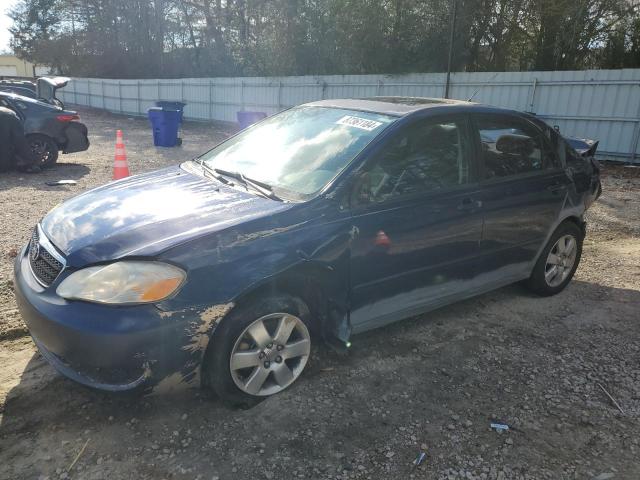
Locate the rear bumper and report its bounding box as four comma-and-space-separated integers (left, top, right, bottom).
14, 246, 197, 391
62, 122, 89, 154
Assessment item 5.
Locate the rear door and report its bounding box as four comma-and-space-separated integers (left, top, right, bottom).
0, 97, 28, 127
348, 114, 484, 332
471, 113, 570, 278
3, 97, 44, 135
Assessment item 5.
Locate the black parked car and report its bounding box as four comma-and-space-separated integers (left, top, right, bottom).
0, 77, 69, 108
15, 97, 601, 406
0, 91, 88, 167
0, 79, 37, 100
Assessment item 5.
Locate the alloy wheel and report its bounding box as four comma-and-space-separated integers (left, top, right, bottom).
544, 234, 578, 287
31, 139, 52, 164
229, 313, 311, 396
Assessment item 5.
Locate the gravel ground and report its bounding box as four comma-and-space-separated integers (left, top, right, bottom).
0, 107, 639, 480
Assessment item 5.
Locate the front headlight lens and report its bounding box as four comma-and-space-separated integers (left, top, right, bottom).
56, 261, 186, 305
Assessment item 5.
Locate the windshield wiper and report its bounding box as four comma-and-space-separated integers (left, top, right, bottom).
197, 160, 231, 185
214, 168, 283, 202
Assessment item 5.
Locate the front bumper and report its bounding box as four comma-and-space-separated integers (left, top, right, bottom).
32, 336, 150, 391
14, 246, 197, 391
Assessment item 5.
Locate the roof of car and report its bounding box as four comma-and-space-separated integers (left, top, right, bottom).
0, 79, 36, 88
0, 91, 38, 102
0, 90, 52, 107
304, 96, 480, 116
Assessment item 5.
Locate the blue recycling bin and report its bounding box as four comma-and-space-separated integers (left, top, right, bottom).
147, 107, 180, 147
155, 101, 186, 123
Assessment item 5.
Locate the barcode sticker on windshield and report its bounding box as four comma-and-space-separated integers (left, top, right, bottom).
337, 115, 383, 131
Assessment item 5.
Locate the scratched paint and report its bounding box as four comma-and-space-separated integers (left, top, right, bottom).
182, 302, 235, 353
147, 372, 188, 395
222, 221, 310, 248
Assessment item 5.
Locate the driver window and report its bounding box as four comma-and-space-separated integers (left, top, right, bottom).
353, 118, 471, 205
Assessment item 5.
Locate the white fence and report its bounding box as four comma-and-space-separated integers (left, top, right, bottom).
58, 69, 640, 162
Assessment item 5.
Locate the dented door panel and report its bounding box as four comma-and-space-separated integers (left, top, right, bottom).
476, 170, 571, 275
348, 189, 484, 333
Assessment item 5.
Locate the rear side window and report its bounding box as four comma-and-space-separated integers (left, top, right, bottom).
353, 117, 472, 205
476, 116, 549, 179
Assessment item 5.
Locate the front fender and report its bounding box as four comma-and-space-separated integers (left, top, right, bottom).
158, 202, 356, 354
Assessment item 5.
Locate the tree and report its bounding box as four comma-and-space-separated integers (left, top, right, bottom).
10, 0, 62, 65
8, 0, 640, 77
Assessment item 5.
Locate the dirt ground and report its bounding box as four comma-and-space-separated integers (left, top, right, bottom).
0, 107, 639, 480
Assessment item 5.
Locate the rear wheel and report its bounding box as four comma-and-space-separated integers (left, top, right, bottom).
526, 221, 583, 296
205, 294, 312, 408
27, 134, 59, 168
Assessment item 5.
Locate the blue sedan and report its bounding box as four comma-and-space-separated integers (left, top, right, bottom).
14, 97, 601, 406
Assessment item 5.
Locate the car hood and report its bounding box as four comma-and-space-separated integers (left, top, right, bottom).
41, 166, 292, 266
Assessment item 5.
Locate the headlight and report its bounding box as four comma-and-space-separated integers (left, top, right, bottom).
56, 261, 186, 305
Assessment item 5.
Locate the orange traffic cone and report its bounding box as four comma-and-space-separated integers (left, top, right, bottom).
113, 130, 130, 180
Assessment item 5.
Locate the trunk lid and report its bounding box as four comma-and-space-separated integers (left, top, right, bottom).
36, 77, 70, 107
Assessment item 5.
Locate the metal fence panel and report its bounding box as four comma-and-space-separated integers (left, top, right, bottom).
57, 69, 640, 162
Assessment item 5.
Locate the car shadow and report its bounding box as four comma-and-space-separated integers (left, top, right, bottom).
0, 163, 91, 192
1, 279, 638, 478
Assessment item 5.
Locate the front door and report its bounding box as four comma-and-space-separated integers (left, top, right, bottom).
348, 115, 484, 333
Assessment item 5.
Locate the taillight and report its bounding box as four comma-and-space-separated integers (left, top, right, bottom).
56, 114, 79, 122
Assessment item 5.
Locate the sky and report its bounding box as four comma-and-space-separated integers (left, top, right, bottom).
0, 0, 19, 53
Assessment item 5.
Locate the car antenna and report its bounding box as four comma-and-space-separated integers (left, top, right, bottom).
466, 72, 501, 102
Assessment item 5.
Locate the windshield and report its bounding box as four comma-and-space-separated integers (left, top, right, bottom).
199, 106, 396, 200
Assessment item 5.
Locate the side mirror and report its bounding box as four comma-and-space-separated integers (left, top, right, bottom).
495, 134, 535, 156
348, 171, 374, 207
581, 140, 599, 159
323, 174, 358, 211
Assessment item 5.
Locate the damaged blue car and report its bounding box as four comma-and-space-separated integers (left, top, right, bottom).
14, 97, 601, 406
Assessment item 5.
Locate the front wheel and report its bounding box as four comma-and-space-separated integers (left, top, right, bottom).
27, 134, 59, 168
526, 221, 583, 296
204, 294, 312, 408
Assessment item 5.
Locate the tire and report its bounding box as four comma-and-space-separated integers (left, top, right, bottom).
27, 134, 59, 168
204, 294, 312, 408
526, 221, 583, 296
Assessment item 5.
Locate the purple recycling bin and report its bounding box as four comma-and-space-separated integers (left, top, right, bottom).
237, 111, 267, 129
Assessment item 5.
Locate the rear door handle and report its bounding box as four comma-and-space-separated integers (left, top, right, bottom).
546, 182, 566, 194
457, 197, 482, 211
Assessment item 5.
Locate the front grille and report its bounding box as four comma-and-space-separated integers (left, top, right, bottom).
29, 228, 64, 286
